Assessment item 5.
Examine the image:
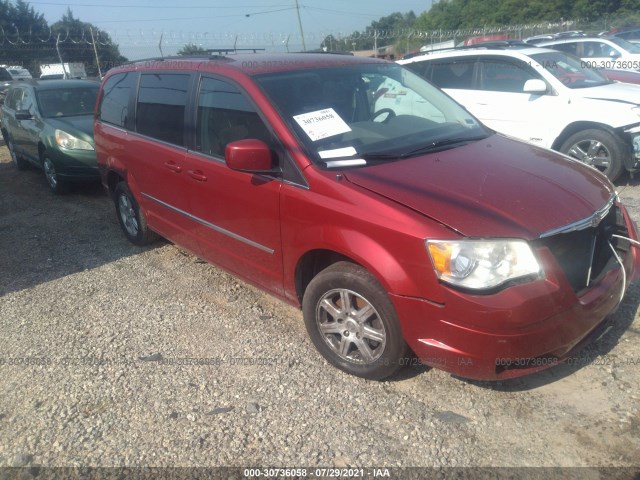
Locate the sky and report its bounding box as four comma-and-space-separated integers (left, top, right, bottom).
23, 0, 434, 58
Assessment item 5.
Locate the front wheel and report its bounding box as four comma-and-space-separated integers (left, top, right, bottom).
114, 182, 157, 246
559, 129, 625, 182
42, 156, 68, 194
302, 262, 409, 380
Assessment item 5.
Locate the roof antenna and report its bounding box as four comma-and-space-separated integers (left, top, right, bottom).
158, 32, 164, 58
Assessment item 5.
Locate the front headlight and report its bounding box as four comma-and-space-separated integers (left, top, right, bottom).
55, 129, 94, 150
426, 239, 541, 291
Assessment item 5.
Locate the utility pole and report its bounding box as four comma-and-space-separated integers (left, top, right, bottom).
90, 28, 102, 79
294, 0, 306, 51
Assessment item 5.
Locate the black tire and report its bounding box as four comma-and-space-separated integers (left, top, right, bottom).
6, 137, 29, 171
302, 261, 409, 380
42, 155, 68, 194
114, 182, 158, 246
559, 128, 626, 182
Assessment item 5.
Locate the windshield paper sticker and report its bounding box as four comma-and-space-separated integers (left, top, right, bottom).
318, 146, 358, 159
293, 108, 351, 142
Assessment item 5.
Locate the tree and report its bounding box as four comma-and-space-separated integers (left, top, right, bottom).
321, 11, 419, 54
50, 9, 127, 77
0, 0, 50, 70
177, 43, 207, 55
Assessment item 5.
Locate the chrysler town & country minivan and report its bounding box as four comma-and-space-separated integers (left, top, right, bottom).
94, 54, 640, 380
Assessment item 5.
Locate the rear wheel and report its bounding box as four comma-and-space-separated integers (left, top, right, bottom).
42, 156, 68, 194
559, 129, 625, 182
114, 182, 157, 246
302, 261, 409, 380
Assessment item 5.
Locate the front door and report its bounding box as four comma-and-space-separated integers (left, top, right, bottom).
184, 76, 283, 295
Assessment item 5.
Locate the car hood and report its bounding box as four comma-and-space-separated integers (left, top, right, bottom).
47, 115, 95, 143
578, 81, 640, 105
344, 135, 614, 239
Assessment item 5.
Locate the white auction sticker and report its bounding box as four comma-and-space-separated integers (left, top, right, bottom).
293, 108, 351, 142
318, 146, 358, 159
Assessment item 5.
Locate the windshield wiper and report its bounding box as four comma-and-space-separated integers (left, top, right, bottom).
399, 135, 490, 157
326, 135, 490, 166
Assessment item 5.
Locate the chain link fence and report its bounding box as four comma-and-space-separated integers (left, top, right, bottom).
0, 16, 632, 78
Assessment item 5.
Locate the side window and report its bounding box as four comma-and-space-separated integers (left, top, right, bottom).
196, 76, 274, 158
136, 73, 189, 146
403, 61, 432, 81
583, 41, 618, 58
426, 60, 475, 89
5, 89, 22, 110
478, 59, 538, 93
552, 42, 578, 55
19, 90, 35, 113
0, 68, 12, 81
99, 72, 136, 128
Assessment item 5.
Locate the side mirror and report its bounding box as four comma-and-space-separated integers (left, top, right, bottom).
225, 139, 273, 173
523, 79, 547, 94
15, 109, 32, 120
609, 50, 621, 58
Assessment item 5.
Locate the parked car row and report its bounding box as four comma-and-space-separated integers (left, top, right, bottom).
2, 52, 640, 382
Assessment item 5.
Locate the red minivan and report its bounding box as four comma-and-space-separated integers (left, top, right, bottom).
94, 53, 640, 380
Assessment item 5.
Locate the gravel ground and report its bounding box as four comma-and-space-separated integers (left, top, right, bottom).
0, 145, 639, 474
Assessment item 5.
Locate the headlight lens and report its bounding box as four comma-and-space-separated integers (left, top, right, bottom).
426, 239, 541, 290
55, 129, 94, 150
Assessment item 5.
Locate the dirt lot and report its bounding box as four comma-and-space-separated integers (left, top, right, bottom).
0, 145, 639, 476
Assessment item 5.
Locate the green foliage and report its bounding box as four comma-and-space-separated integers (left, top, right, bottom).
414, 0, 635, 30
177, 43, 208, 55
51, 9, 127, 77
321, 11, 418, 53
0, 2, 126, 77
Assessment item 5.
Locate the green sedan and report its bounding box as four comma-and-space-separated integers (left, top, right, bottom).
1, 79, 99, 194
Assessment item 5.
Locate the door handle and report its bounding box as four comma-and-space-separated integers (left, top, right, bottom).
164, 161, 182, 173
188, 170, 207, 182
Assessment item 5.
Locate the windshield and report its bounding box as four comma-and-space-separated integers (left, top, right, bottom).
37, 86, 98, 117
531, 51, 612, 88
254, 63, 490, 167
609, 36, 640, 53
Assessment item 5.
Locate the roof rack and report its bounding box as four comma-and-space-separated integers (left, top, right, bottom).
205, 48, 266, 54
122, 49, 267, 65
294, 50, 354, 55
404, 40, 533, 58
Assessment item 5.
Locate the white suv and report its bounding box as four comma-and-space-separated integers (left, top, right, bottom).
398, 47, 640, 181
537, 37, 640, 71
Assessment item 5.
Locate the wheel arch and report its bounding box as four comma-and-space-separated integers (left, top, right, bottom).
37, 142, 47, 161
291, 229, 430, 306
551, 121, 622, 151
106, 170, 125, 197
294, 249, 357, 305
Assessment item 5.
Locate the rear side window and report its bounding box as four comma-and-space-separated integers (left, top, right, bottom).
5, 88, 22, 110
426, 60, 475, 89
99, 72, 136, 128
136, 73, 190, 146
0, 68, 12, 81
196, 76, 273, 157
551, 42, 578, 55
477, 59, 538, 93
583, 41, 619, 58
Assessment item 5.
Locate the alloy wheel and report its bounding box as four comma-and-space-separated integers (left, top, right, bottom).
315, 288, 387, 364
566, 139, 612, 172
118, 193, 139, 238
